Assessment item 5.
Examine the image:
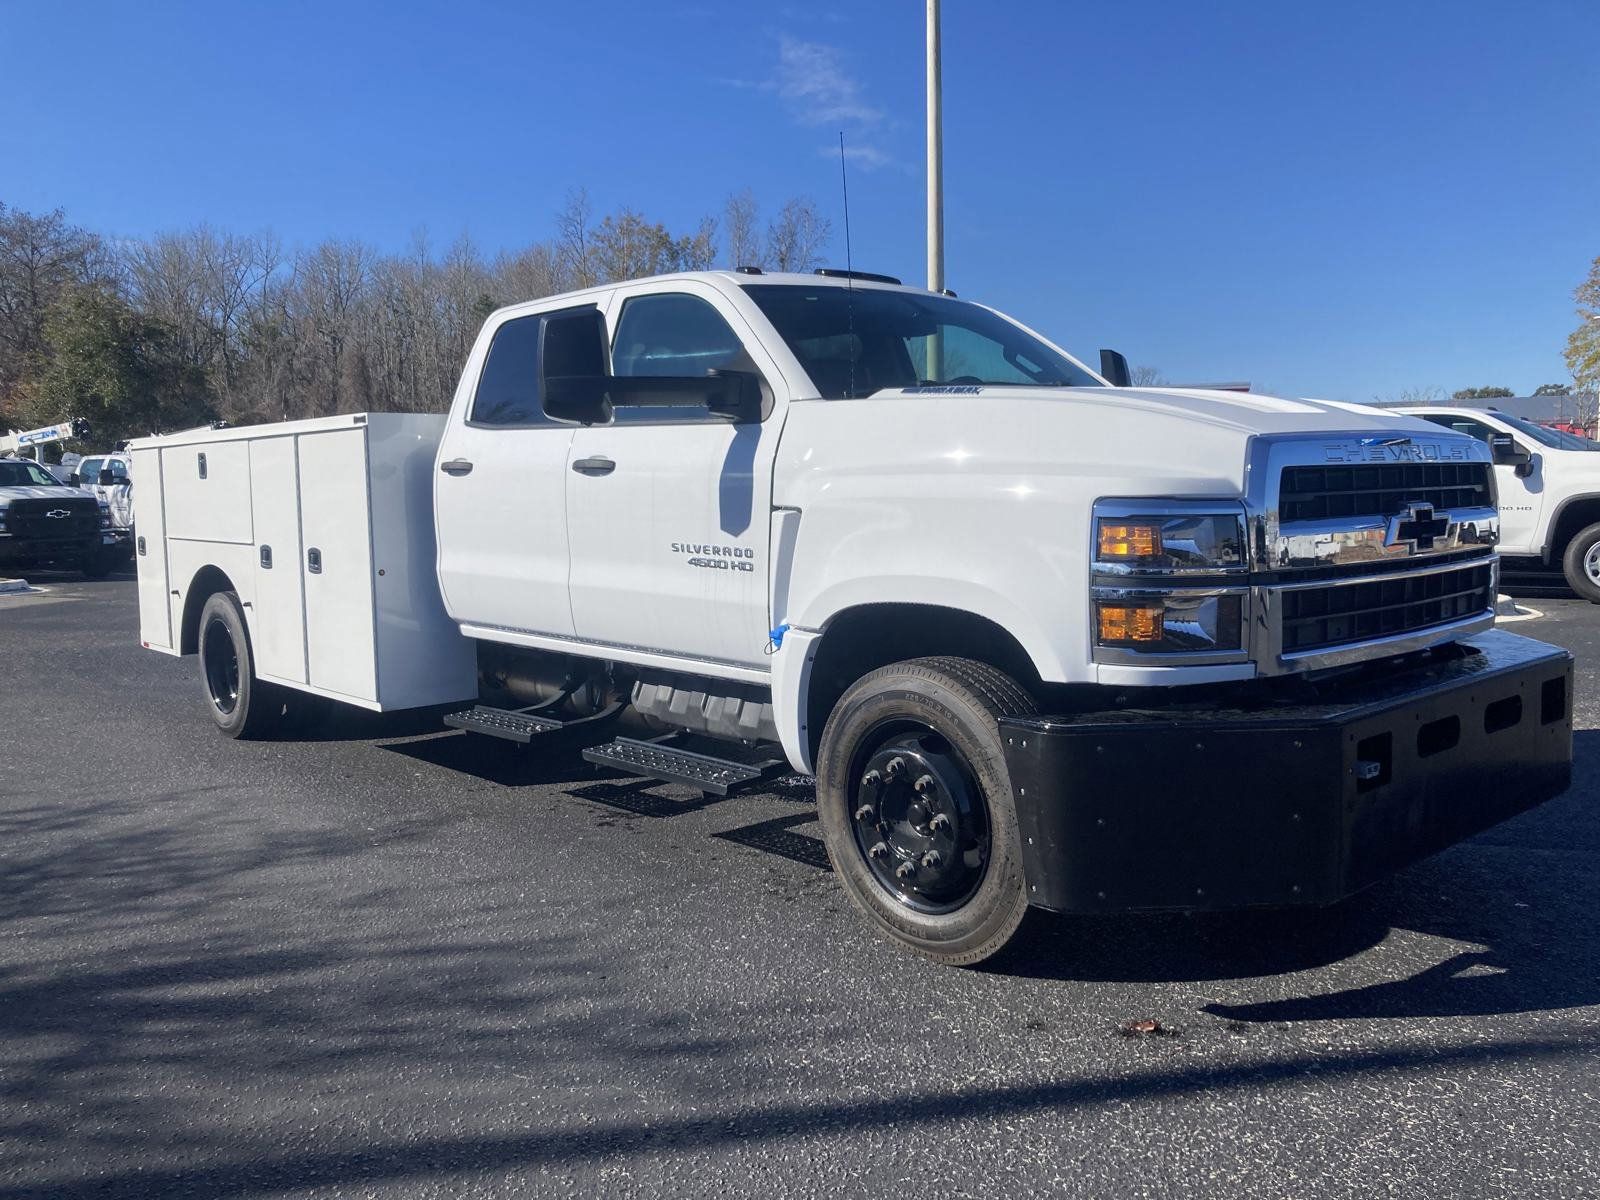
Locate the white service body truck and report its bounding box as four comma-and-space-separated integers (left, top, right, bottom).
1396, 405, 1600, 601
134, 270, 1575, 964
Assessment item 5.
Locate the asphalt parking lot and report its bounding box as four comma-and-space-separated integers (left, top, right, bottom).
1, 572, 1597, 1199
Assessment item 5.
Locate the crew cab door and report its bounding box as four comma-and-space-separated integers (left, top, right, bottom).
565, 283, 787, 669
434, 307, 580, 637
1416, 412, 1545, 553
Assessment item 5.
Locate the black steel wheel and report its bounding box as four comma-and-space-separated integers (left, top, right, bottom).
196, 590, 283, 739
849, 727, 992, 914
816, 656, 1037, 965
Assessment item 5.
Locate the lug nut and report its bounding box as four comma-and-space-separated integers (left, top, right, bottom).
929, 813, 951, 834
886, 756, 906, 778
914, 774, 936, 795
854, 804, 876, 823
921, 849, 943, 868
861, 769, 882, 791
868, 841, 888, 859
895, 860, 916, 879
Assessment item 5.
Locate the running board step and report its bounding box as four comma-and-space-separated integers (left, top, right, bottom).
582, 737, 784, 796
443, 704, 566, 744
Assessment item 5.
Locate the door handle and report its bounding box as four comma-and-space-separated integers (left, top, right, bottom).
572, 455, 616, 477
440, 458, 474, 476
307, 547, 322, 574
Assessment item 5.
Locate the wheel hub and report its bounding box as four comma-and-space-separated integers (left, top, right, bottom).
1584, 542, 1600, 585
202, 617, 240, 715
850, 734, 990, 912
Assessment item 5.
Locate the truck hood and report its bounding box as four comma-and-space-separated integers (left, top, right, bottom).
876, 385, 1436, 437
0, 484, 98, 503
779, 385, 1463, 501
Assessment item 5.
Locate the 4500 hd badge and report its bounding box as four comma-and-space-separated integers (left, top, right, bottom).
671, 542, 756, 572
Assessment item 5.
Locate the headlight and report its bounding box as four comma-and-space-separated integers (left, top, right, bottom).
1092, 500, 1249, 664
1093, 504, 1246, 575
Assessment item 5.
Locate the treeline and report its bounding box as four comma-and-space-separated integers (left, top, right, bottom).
0, 191, 831, 446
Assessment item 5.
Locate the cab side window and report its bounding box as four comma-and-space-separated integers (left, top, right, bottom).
1419, 414, 1497, 444
612, 293, 744, 379
609, 293, 754, 425
469, 314, 551, 428
77, 457, 103, 484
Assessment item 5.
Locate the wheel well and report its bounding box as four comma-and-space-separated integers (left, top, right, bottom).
804, 604, 1040, 763
1549, 499, 1600, 563
179, 565, 237, 655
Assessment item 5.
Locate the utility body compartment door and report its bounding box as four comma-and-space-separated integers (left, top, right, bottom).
131, 446, 172, 649
298, 427, 377, 700
248, 435, 308, 684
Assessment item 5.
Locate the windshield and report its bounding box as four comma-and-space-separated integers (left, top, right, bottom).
1492, 412, 1600, 451
743, 285, 1101, 399
0, 460, 63, 487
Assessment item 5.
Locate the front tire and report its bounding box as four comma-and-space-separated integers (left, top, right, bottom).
815, 657, 1037, 965
1561, 521, 1600, 603
197, 591, 283, 738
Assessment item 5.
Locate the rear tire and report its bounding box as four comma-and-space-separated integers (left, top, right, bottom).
1561, 521, 1600, 603
197, 591, 283, 738
815, 656, 1038, 966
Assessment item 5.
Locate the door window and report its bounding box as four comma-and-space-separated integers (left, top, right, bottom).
610, 293, 752, 425
612, 293, 744, 378
77, 457, 104, 483
469, 313, 552, 428
1418, 414, 1498, 443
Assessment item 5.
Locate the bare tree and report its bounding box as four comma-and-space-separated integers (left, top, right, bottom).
765, 198, 831, 273
555, 189, 597, 289
724, 190, 762, 268
1130, 365, 1165, 388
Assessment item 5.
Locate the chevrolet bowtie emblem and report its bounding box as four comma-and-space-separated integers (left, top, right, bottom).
1388, 503, 1450, 551
44, 509, 70, 519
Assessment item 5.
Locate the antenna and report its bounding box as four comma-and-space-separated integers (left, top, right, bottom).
839, 130, 857, 398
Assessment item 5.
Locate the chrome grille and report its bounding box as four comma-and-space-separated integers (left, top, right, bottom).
1279, 462, 1492, 524
1280, 562, 1495, 654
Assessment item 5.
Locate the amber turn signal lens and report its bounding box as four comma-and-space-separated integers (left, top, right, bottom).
1098, 522, 1162, 560
1097, 604, 1164, 644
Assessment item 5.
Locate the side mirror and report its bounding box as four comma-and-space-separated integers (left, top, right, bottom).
1490, 433, 1533, 475
66, 473, 80, 485
540, 308, 613, 425
1099, 348, 1132, 388
98, 469, 119, 486
705, 369, 763, 422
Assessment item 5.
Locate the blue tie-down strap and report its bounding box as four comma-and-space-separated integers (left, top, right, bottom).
766, 623, 792, 654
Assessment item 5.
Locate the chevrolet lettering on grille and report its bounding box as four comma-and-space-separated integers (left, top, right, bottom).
1386, 502, 1452, 552
1322, 440, 1474, 464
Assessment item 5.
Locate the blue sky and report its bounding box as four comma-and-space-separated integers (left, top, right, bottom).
2, 0, 1595, 400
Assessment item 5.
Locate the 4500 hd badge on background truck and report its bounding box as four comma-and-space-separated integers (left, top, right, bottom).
131, 269, 1574, 965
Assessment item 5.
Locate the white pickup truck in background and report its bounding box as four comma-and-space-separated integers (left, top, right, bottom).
132, 269, 1575, 964
1397, 405, 1600, 601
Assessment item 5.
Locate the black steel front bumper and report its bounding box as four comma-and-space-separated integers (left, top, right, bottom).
1001, 630, 1573, 914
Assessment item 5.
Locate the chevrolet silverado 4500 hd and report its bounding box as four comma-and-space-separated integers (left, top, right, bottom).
133, 270, 1574, 964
